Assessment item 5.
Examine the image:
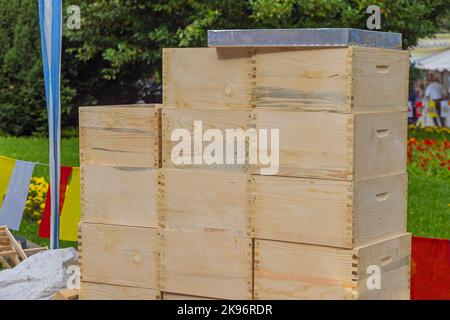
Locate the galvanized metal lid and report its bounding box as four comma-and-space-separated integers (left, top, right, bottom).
208, 28, 402, 49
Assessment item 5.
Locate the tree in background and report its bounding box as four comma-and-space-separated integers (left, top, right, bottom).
0, 0, 75, 136
0, 0, 449, 135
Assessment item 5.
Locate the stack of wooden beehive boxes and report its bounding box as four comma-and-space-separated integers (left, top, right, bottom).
79, 39, 411, 300
78, 105, 163, 299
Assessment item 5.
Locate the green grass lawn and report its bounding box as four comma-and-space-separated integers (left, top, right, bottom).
0, 136, 79, 178
0, 131, 449, 249
0, 136, 79, 248
407, 174, 450, 239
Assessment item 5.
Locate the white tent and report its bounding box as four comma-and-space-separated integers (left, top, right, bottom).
415, 48, 450, 72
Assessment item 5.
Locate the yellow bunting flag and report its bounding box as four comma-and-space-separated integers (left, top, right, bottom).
59, 167, 80, 241
0, 156, 16, 207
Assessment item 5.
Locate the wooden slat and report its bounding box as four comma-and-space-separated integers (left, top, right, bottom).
161, 230, 253, 300
23, 247, 48, 257
0, 226, 27, 265
53, 289, 79, 300
254, 233, 411, 300
160, 169, 250, 237
162, 293, 217, 300
81, 165, 158, 228
80, 282, 161, 300
80, 223, 160, 289
79, 105, 160, 130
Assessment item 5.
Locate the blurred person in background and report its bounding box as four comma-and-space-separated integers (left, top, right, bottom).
425, 75, 447, 127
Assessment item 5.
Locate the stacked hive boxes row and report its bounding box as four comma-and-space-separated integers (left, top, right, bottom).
79, 45, 411, 300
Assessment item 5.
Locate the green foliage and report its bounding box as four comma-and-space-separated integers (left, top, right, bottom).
0, 0, 449, 135
0, 0, 75, 136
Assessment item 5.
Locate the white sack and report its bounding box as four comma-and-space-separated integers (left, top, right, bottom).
0, 248, 78, 300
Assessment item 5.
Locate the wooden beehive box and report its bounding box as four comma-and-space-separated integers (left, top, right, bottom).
79, 105, 161, 168
253, 173, 407, 248
254, 233, 411, 300
162, 109, 407, 181
160, 230, 253, 300
163, 47, 408, 113
79, 223, 160, 290
80, 104, 161, 227
159, 169, 251, 237
159, 169, 406, 248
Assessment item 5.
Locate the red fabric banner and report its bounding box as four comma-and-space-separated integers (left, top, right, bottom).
411, 236, 450, 300
38, 166, 73, 238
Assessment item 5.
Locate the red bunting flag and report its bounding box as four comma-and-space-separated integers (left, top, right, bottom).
411, 236, 450, 300
39, 166, 73, 238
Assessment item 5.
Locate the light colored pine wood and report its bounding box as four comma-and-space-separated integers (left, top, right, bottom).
160, 169, 250, 237
161, 230, 253, 300
253, 173, 407, 248
79, 105, 160, 130
81, 165, 158, 228
256, 110, 407, 180
353, 173, 407, 247
162, 293, 217, 300
254, 233, 411, 300
163, 47, 409, 113
80, 282, 161, 300
255, 47, 349, 111
253, 175, 352, 248
163, 48, 253, 110
356, 232, 411, 300
0, 226, 27, 267
354, 112, 407, 180
79, 105, 160, 168
351, 47, 409, 113
80, 223, 160, 289
53, 289, 79, 300
256, 109, 352, 179
162, 109, 406, 180
162, 109, 253, 172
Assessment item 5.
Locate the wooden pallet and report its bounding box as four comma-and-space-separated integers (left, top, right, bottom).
0, 226, 47, 269
0, 226, 28, 268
